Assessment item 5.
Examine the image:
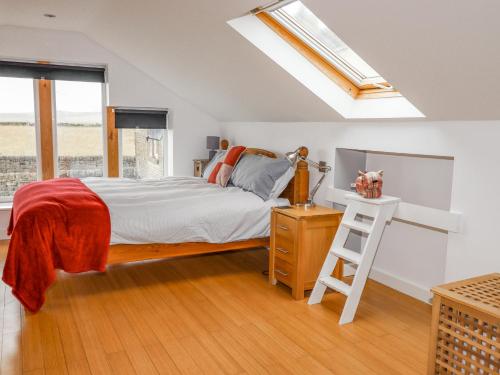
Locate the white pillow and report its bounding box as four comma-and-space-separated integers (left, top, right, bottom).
269, 165, 295, 199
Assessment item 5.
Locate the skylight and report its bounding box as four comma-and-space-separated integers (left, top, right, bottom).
270, 1, 383, 86
256, 1, 396, 97
228, 2, 424, 118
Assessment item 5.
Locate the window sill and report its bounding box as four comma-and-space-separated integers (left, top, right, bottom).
0, 202, 13, 211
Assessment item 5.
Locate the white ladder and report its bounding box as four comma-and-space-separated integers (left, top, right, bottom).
308, 193, 400, 325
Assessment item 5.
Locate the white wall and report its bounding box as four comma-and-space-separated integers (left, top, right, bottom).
364, 152, 453, 299
220, 121, 500, 300
331, 150, 454, 300
0, 25, 221, 238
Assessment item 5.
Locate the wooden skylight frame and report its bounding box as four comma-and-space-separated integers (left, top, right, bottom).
256, 12, 401, 100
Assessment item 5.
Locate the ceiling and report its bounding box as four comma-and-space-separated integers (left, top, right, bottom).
1, 0, 499, 122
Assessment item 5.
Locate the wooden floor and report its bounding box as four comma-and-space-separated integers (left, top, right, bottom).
0, 240, 431, 374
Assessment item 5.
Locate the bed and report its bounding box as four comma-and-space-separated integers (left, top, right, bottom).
103, 146, 310, 264
3, 144, 309, 311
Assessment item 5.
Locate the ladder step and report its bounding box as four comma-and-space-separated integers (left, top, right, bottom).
319, 276, 351, 296
331, 247, 362, 265
342, 219, 372, 234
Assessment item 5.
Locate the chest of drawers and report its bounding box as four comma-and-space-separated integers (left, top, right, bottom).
269, 205, 343, 300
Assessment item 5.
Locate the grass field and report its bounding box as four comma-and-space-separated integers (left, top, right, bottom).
0, 124, 135, 156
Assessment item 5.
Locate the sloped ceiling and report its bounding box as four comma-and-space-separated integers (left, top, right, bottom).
1, 0, 499, 122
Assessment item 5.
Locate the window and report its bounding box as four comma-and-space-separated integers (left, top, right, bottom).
229, 6, 423, 118
0, 77, 37, 200
121, 129, 166, 179
0, 60, 106, 199
54, 80, 104, 178
257, 1, 397, 98
114, 108, 168, 179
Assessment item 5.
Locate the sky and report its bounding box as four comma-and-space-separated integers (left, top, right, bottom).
0, 77, 102, 114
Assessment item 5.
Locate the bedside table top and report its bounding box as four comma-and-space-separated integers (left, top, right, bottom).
272, 205, 342, 219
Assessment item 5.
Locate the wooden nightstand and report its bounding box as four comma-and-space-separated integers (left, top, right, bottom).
193, 159, 210, 177
269, 205, 343, 300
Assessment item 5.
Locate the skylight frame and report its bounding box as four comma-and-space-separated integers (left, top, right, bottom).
263, 1, 395, 94
270, 9, 368, 85
228, 13, 424, 118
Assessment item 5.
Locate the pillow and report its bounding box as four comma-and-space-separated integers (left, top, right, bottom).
215, 146, 246, 187
269, 165, 295, 199
203, 150, 226, 178
230, 154, 293, 200
207, 162, 222, 184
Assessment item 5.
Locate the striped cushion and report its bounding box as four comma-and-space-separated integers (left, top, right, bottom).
215, 146, 246, 187
207, 162, 222, 184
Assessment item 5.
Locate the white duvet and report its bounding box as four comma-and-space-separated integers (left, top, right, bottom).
82, 176, 288, 244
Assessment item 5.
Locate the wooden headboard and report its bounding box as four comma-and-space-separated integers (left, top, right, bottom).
221, 141, 309, 205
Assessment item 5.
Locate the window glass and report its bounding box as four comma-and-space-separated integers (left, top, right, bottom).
122, 128, 165, 179
54, 80, 104, 178
272, 1, 384, 84
0, 77, 37, 199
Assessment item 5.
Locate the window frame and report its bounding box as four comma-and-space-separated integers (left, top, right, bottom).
256, 8, 400, 100
0, 61, 109, 202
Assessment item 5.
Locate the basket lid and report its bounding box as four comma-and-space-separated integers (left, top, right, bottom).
432, 273, 500, 318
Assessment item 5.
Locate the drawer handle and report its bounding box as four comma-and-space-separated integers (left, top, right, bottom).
277, 225, 289, 231
275, 269, 289, 277
276, 247, 289, 254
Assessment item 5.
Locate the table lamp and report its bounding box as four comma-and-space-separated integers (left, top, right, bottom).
206, 136, 220, 160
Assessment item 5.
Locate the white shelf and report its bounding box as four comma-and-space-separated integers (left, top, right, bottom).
0, 202, 12, 211
327, 187, 462, 233
345, 193, 400, 206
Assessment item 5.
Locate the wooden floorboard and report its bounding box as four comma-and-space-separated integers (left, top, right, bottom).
0, 240, 431, 374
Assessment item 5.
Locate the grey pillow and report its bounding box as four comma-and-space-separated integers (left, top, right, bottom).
202, 150, 226, 178
230, 154, 292, 200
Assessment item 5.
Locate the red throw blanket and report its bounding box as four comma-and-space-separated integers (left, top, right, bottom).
2, 178, 111, 312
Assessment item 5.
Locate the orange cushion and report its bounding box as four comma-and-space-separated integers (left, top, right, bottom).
223, 146, 246, 166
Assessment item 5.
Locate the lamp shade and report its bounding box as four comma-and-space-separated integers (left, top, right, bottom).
206, 136, 220, 150
285, 146, 307, 165
285, 149, 301, 166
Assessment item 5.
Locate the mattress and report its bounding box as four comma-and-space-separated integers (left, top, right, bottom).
82, 176, 289, 244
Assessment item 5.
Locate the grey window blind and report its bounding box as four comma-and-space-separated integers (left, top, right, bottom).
0, 60, 105, 83
114, 108, 168, 129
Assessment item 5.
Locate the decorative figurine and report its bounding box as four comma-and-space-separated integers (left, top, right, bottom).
355, 170, 384, 199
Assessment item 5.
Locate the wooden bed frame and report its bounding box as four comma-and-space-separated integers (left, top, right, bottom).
107, 143, 310, 264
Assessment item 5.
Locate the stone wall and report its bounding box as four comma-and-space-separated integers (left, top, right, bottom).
0, 156, 137, 197
123, 156, 138, 179
0, 156, 37, 197
58, 156, 103, 178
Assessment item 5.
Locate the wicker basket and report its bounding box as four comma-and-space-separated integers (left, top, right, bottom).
428, 273, 499, 374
